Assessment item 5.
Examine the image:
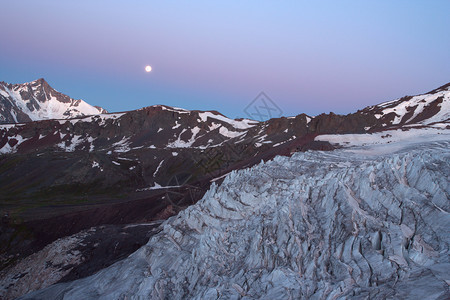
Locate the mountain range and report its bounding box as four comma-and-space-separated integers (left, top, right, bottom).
0, 79, 449, 299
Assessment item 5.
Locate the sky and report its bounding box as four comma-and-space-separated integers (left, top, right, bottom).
1, 1, 450, 120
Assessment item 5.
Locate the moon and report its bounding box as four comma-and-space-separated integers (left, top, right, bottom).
145, 65, 152, 72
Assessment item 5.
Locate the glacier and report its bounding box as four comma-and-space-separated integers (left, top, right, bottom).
21, 138, 449, 299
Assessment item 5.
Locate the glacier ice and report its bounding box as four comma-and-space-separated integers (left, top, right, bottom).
22, 139, 450, 299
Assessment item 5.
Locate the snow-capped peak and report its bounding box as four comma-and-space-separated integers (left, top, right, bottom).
0, 79, 107, 124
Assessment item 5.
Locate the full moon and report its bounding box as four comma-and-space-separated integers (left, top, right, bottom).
145, 65, 152, 72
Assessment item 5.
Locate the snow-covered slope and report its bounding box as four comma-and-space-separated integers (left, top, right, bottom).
21, 132, 450, 299
0, 78, 107, 124
362, 82, 450, 126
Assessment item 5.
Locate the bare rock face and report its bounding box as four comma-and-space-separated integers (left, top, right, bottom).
0, 223, 161, 300
0, 79, 107, 124
20, 139, 450, 299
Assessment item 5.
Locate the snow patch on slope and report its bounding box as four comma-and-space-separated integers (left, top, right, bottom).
67, 113, 125, 126
167, 127, 202, 148
198, 112, 258, 129
0, 135, 30, 154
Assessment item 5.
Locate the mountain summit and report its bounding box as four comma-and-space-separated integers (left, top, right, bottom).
0, 78, 107, 124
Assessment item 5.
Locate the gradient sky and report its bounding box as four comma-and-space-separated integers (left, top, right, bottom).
1, 1, 450, 119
